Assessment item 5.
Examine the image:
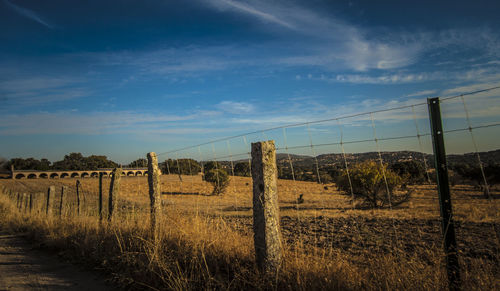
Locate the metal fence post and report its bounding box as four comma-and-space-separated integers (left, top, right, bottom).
428, 97, 461, 290
251, 140, 282, 274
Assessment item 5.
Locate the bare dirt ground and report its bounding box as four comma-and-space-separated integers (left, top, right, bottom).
0, 231, 112, 291
227, 215, 500, 262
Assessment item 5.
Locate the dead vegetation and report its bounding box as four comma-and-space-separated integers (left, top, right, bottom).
0, 175, 498, 290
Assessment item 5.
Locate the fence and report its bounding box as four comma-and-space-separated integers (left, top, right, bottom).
1, 86, 499, 289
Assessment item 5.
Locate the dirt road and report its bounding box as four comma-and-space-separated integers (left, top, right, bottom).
0, 232, 112, 290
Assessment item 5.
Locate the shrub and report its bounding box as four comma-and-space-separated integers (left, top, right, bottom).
389, 160, 427, 184
336, 160, 411, 208
204, 169, 230, 195
233, 162, 251, 177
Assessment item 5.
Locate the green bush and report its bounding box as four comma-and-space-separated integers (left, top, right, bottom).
336, 160, 411, 208
204, 169, 230, 195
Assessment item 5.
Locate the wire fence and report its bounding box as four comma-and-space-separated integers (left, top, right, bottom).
151, 85, 500, 280
1, 85, 499, 288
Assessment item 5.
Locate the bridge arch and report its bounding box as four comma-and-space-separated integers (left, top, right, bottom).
50, 173, 59, 178
135, 171, 142, 176
15, 174, 25, 179
127, 171, 134, 176
81, 172, 89, 178
39, 173, 48, 179
71, 172, 79, 178
27, 173, 37, 179
60, 173, 69, 178
91, 172, 98, 177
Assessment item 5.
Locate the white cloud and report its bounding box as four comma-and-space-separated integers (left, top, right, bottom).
0, 110, 220, 135
4, 0, 53, 29
216, 101, 255, 113
206, 0, 294, 29
404, 90, 438, 98
0, 77, 87, 106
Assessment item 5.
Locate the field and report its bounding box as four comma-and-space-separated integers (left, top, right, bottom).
0, 175, 499, 290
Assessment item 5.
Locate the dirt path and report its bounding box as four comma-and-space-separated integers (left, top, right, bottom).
0, 232, 112, 291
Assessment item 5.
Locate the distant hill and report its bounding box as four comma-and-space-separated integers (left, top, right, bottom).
272, 149, 500, 169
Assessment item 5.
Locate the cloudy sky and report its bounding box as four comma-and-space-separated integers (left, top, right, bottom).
1, 0, 499, 163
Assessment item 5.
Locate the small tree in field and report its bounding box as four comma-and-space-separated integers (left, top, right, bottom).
336, 160, 411, 208
204, 169, 229, 195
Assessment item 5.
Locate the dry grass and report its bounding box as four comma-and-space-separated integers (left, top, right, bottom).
0, 175, 498, 290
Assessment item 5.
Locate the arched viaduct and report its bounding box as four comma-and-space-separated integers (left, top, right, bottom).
11, 168, 148, 179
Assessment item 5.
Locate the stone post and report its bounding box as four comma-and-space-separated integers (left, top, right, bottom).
46, 186, 54, 215
251, 140, 282, 274
59, 186, 66, 217
108, 168, 122, 222
147, 152, 162, 235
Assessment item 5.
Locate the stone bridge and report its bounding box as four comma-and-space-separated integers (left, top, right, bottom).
11, 168, 148, 179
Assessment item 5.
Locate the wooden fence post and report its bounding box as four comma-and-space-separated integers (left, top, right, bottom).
59, 186, 66, 217
76, 180, 81, 216
108, 168, 122, 222
251, 140, 282, 274
16, 192, 21, 209
29, 193, 33, 213
23, 193, 28, 212
46, 186, 54, 215
99, 172, 103, 221
147, 152, 162, 235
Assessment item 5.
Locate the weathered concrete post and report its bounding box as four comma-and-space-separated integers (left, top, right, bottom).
99, 172, 103, 221
76, 180, 81, 216
108, 168, 122, 222
46, 186, 55, 215
147, 152, 162, 235
251, 140, 282, 274
59, 186, 66, 217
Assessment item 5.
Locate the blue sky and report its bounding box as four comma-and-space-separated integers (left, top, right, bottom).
1, 0, 499, 163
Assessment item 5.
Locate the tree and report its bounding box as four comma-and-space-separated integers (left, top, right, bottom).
336, 160, 411, 208
0, 157, 8, 174
233, 162, 251, 177
389, 160, 426, 184
163, 159, 201, 175
128, 158, 147, 168
204, 168, 230, 195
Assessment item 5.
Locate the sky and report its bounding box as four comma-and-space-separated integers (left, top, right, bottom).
1, 0, 500, 163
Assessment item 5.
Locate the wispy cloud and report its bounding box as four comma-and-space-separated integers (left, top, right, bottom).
0, 110, 220, 135
216, 101, 255, 113
206, 0, 294, 29
0, 76, 86, 106
4, 0, 54, 29
404, 90, 437, 98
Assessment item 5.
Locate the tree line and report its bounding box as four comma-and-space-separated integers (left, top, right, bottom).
3, 153, 119, 171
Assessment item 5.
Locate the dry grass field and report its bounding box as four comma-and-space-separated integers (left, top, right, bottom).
0, 175, 498, 290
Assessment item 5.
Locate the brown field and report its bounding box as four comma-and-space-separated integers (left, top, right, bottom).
0, 175, 499, 290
